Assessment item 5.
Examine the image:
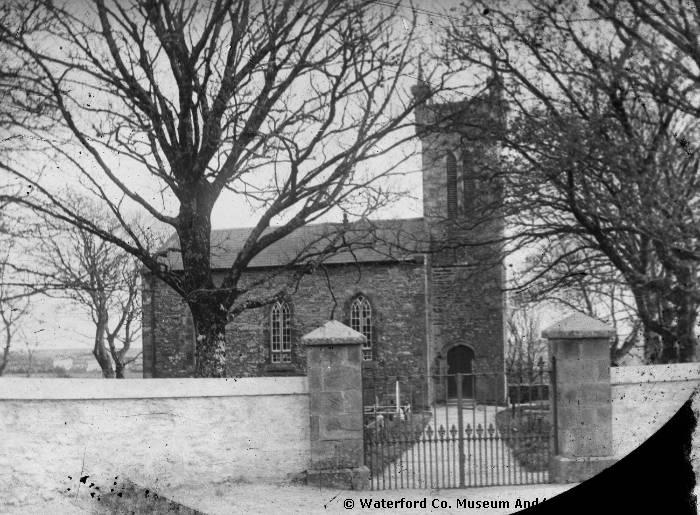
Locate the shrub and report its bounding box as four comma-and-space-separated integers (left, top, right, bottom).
494, 406, 551, 472
364, 411, 432, 476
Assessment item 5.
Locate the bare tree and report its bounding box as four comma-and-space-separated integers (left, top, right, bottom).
517, 243, 644, 364
35, 201, 150, 378
0, 250, 29, 376
590, 0, 700, 117
23, 335, 39, 377
104, 256, 142, 378
505, 298, 546, 380
0, 0, 447, 376
447, 0, 699, 363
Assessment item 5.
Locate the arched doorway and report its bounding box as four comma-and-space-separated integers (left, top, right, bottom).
447, 345, 474, 398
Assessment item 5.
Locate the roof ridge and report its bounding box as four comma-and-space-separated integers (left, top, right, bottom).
209, 216, 424, 234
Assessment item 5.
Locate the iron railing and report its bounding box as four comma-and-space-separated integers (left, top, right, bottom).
362, 368, 554, 490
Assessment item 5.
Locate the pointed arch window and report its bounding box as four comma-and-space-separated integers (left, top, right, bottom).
270, 301, 291, 363
446, 152, 458, 219
463, 152, 479, 214
350, 295, 373, 361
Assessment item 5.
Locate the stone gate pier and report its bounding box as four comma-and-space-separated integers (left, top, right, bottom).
302, 320, 369, 489
543, 313, 618, 482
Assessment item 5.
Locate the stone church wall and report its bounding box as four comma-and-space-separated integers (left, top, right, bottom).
429, 262, 505, 371
142, 261, 427, 379
142, 272, 196, 378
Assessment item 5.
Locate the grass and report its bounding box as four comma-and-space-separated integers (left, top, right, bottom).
494, 406, 551, 473
363, 411, 432, 476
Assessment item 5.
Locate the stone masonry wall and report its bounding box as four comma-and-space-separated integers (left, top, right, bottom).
0, 377, 309, 508
611, 363, 699, 457
303, 325, 365, 481
143, 261, 427, 379
417, 89, 507, 402
429, 261, 505, 373
142, 272, 195, 377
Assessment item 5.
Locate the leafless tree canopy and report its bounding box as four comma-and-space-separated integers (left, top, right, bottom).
5, 0, 695, 372
0, 0, 443, 376
517, 242, 642, 364
33, 198, 147, 378
447, 0, 699, 362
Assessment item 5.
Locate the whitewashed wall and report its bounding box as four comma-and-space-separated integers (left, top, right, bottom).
611, 363, 699, 457
0, 377, 309, 508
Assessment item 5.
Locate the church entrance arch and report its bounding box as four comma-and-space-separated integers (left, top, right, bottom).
446, 345, 474, 398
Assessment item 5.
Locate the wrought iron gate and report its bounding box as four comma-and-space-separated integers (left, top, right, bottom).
362, 367, 553, 490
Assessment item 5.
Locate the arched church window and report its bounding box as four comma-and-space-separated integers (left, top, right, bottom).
446, 152, 458, 219
270, 300, 291, 363
350, 295, 373, 360
463, 153, 476, 213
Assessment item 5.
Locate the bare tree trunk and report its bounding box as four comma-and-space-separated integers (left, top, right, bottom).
190, 303, 228, 378
106, 334, 127, 379
93, 319, 114, 378
675, 309, 697, 363
0, 324, 10, 376
644, 328, 660, 363
676, 266, 697, 363
659, 332, 678, 363
611, 320, 642, 365
0, 345, 9, 375
656, 306, 697, 363
93, 343, 115, 378
26, 346, 33, 377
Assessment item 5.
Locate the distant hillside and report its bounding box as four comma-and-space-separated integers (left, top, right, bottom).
3, 347, 143, 378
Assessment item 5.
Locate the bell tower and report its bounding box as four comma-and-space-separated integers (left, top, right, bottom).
414, 70, 507, 403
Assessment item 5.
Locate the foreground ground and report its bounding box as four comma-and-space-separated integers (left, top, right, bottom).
169, 482, 575, 514
5, 481, 576, 514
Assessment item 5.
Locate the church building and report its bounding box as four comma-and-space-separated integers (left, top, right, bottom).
141, 76, 507, 403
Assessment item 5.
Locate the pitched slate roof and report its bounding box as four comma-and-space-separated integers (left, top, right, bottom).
160, 217, 428, 271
